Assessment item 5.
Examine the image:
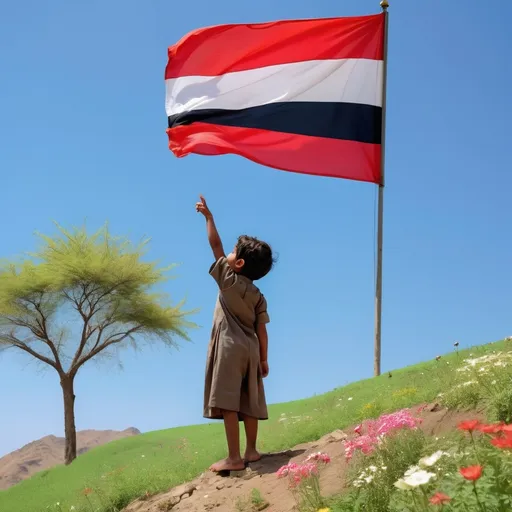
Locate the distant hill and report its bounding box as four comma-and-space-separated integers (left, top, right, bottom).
0, 427, 140, 490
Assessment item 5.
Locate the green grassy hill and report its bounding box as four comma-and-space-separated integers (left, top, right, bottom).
0, 339, 506, 512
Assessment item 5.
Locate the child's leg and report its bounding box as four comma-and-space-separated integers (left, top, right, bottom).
209, 410, 245, 472
242, 414, 261, 462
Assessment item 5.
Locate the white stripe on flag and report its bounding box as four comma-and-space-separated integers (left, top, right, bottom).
165, 58, 383, 117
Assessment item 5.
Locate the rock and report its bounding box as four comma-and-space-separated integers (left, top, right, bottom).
170, 482, 197, 500
155, 496, 179, 510
181, 493, 190, 500
216, 483, 224, 490
241, 469, 257, 481
230, 469, 248, 478
320, 429, 347, 444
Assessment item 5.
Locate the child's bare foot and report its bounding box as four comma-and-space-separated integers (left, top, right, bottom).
243, 449, 262, 463
209, 457, 245, 472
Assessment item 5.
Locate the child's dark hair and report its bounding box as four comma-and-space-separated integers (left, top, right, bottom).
236, 235, 275, 281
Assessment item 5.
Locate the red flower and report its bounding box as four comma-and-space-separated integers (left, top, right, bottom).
500, 424, 512, 434
477, 423, 503, 434
429, 492, 451, 505
458, 420, 480, 432
491, 436, 512, 449
459, 465, 483, 481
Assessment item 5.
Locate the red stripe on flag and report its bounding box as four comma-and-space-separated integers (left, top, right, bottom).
166, 14, 384, 79
167, 123, 381, 184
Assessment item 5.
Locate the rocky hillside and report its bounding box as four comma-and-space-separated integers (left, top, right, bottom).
0, 427, 140, 490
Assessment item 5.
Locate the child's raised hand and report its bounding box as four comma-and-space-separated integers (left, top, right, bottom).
195, 195, 212, 219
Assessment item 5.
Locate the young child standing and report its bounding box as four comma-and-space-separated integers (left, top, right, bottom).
196, 195, 274, 473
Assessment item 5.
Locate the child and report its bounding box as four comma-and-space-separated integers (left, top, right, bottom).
196, 195, 274, 473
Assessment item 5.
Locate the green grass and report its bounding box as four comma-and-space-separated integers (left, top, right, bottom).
0, 339, 508, 512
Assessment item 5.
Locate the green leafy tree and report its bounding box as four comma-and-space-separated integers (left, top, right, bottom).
0, 224, 194, 465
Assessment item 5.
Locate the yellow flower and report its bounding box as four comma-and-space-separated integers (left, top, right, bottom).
317, 508, 331, 512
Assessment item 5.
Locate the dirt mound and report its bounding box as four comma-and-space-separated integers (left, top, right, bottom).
0, 427, 140, 490
123, 406, 483, 512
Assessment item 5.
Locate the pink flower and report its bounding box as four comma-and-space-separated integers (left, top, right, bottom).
344, 410, 421, 460
344, 434, 377, 460
276, 462, 319, 488
276, 463, 298, 478
354, 424, 362, 436
305, 452, 331, 464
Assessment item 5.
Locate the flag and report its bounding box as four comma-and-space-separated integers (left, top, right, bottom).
165, 14, 385, 184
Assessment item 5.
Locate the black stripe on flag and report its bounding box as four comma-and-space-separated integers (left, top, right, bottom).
168, 102, 382, 144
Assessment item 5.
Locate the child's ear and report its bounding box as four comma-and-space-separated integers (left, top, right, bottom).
235, 258, 245, 270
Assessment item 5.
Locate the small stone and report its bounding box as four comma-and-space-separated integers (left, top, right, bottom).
170, 483, 196, 499
322, 429, 348, 443
216, 483, 224, 490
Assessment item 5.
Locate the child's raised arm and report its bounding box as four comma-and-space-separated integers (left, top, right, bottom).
196, 195, 225, 261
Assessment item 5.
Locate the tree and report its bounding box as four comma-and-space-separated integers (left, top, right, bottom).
0, 224, 194, 465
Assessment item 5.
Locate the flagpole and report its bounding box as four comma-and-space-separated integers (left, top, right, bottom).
374, 0, 389, 377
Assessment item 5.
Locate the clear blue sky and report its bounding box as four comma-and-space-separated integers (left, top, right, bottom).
1, 0, 511, 458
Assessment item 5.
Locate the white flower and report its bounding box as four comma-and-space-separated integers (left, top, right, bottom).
364, 475, 374, 483
394, 479, 412, 490
492, 380, 497, 385
348, 397, 353, 401
404, 465, 420, 477
419, 450, 446, 468
369, 465, 378, 472
382, 466, 387, 470
353, 479, 363, 488
403, 469, 436, 487
141, 455, 145, 458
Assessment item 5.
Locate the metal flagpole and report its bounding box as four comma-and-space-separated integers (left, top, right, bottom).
374, 0, 389, 377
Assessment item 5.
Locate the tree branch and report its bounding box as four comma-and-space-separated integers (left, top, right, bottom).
72, 326, 142, 375
69, 283, 101, 368
0, 334, 60, 371
23, 297, 64, 372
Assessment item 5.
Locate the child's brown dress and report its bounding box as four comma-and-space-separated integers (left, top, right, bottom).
204, 257, 269, 421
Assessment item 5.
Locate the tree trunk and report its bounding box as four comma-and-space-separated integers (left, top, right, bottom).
60, 375, 77, 465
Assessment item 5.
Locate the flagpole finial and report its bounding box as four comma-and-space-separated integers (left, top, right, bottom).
380, 0, 389, 10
